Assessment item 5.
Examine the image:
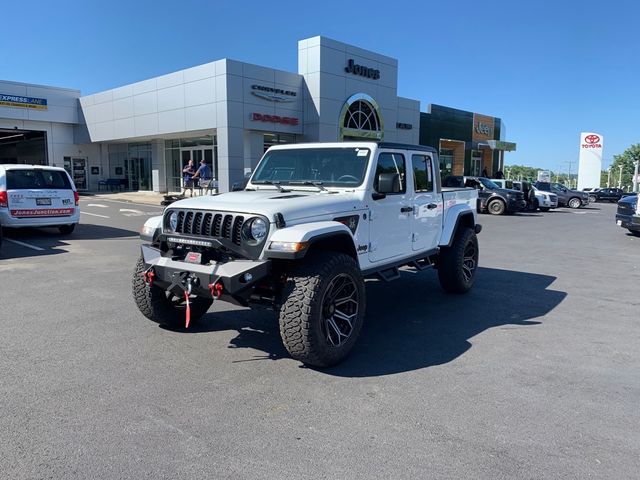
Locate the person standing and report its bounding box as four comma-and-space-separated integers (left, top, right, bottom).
182, 159, 196, 197
193, 159, 213, 194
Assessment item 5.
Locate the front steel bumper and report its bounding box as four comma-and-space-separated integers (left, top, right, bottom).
616, 213, 640, 232
140, 244, 271, 299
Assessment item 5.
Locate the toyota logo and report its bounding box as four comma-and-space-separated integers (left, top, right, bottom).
585, 134, 600, 144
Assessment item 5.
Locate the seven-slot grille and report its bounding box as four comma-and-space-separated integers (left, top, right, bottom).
172, 210, 245, 245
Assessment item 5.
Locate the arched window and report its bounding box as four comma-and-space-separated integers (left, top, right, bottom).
339, 94, 384, 140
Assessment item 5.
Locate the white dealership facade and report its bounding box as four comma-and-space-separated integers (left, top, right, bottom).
0, 36, 420, 193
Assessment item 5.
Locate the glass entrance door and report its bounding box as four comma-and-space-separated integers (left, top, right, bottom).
126, 143, 152, 191
178, 147, 214, 189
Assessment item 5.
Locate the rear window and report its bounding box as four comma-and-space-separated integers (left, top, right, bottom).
6, 169, 72, 190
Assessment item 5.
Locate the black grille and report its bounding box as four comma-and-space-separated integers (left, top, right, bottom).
171, 210, 246, 246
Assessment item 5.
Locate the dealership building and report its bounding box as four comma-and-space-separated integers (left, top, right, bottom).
0, 36, 514, 193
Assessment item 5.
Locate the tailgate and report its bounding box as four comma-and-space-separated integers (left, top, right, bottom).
6, 168, 76, 218
8, 189, 75, 218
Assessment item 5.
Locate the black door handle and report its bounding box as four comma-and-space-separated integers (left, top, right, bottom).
427, 203, 437, 209
400, 206, 413, 213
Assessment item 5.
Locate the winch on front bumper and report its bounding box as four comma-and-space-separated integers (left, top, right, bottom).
140, 243, 271, 301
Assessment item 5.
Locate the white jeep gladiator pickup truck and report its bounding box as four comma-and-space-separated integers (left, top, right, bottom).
133, 142, 481, 367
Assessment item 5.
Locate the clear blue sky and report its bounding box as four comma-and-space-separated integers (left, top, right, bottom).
2, 0, 638, 172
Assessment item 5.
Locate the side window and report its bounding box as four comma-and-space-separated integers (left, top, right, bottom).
374, 152, 406, 193
412, 154, 434, 192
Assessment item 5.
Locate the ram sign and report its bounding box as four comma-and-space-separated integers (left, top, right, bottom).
577, 132, 603, 190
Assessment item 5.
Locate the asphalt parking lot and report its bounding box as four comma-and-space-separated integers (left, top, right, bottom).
1, 199, 639, 479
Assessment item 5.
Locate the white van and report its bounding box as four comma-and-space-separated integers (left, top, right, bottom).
0, 165, 80, 235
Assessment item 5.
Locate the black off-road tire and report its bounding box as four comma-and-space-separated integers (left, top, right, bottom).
132, 255, 213, 329
59, 224, 75, 234
279, 251, 366, 367
487, 199, 506, 215
437, 227, 479, 294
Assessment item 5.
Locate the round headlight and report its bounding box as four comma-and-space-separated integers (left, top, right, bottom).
168, 211, 178, 232
249, 218, 267, 242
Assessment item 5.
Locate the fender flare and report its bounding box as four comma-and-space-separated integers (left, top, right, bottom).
440, 205, 477, 247
264, 221, 355, 259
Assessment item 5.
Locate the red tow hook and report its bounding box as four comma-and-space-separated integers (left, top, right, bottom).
208, 281, 224, 299
141, 268, 155, 286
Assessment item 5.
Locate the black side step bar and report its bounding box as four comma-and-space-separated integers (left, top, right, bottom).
377, 266, 401, 282
410, 257, 434, 271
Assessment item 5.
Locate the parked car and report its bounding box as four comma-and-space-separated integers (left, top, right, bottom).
134, 142, 482, 367
508, 181, 558, 211
443, 176, 526, 215
0, 164, 80, 235
533, 182, 590, 209
616, 193, 640, 236
590, 187, 627, 203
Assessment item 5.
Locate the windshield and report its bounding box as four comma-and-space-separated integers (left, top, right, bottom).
251, 147, 370, 188
478, 178, 500, 189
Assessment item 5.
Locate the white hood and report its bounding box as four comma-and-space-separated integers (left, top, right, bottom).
169, 189, 364, 223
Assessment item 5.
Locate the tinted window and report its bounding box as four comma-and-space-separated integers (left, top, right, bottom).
412, 154, 434, 192
7, 169, 72, 190
375, 152, 406, 193
443, 176, 464, 188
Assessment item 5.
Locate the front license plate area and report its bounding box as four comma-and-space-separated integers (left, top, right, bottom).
617, 220, 622, 226
36, 198, 52, 206
184, 251, 202, 264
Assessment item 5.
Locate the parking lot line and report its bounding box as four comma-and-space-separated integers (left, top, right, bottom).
81, 212, 110, 218
4, 238, 45, 251
84, 198, 164, 209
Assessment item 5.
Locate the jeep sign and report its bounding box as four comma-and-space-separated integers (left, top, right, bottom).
345, 59, 380, 80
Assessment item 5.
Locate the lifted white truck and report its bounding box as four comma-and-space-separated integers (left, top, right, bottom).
133, 142, 481, 367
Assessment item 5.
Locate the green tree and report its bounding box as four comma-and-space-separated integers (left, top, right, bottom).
606, 144, 640, 191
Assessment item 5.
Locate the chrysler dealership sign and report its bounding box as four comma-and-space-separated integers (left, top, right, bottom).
577, 131, 604, 190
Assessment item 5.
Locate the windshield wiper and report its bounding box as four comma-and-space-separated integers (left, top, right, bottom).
252, 180, 285, 192
289, 181, 328, 192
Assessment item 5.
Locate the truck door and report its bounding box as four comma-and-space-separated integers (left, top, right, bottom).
368, 151, 412, 263
410, 154, 443, 252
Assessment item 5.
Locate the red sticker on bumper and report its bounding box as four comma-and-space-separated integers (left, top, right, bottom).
10, 208, 75, 217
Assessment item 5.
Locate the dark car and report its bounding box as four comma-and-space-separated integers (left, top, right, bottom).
591, 187, 627, 203
534, 182, 589, 209
443, 175, 526, 215
616, 194, 640, 236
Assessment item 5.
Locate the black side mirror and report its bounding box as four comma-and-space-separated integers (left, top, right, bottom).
377, 173, 401, 195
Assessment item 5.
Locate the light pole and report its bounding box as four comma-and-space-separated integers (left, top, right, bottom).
607, 166, 612, 188
633, 160, 639, 192
618, 165, 623, 189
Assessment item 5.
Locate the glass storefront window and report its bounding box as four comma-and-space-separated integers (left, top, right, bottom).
264, 133, 295, 153
164, 135, 216, 193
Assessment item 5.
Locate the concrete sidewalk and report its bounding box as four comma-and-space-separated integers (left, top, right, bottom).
79, 191, 168, 206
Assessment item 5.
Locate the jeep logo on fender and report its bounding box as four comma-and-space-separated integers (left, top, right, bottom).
345, 59, 380, 80
582, 134, 602, 149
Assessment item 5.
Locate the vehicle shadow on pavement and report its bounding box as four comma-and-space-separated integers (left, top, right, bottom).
184, 266, 566, 375
1, 224, 139, 260
323, 267, 566, 377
